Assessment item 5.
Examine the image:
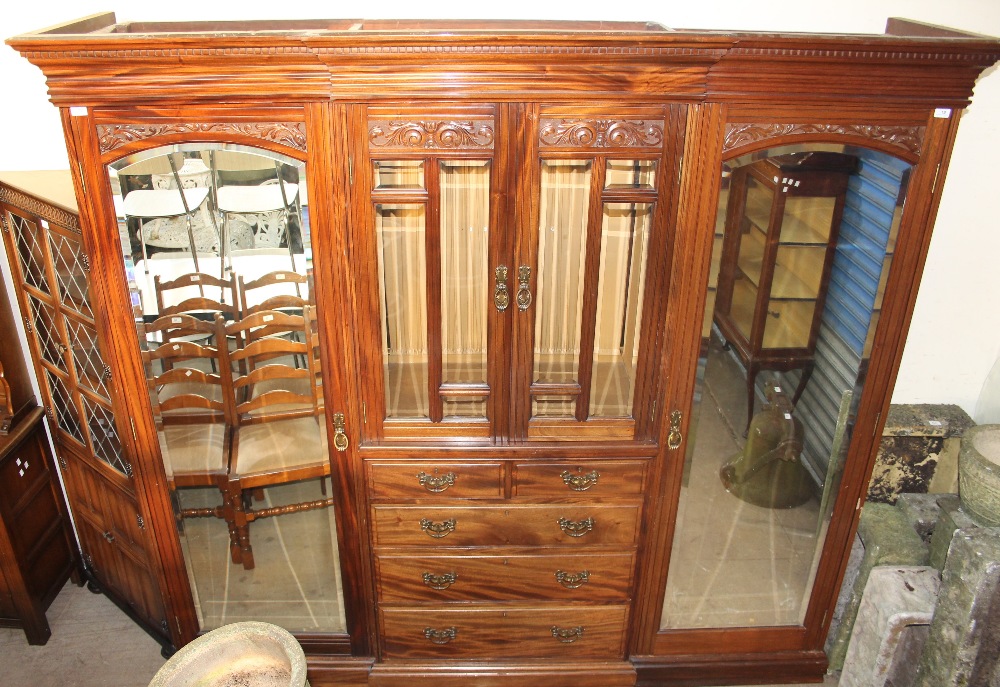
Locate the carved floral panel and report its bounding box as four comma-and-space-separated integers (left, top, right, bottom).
368, 120, 495, 150
97, 122, 307, 154
724, 122, 925, 158
539, 119, 664, 149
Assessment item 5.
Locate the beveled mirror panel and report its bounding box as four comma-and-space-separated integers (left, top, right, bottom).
661, 143, 909, 630
108, 143, 347, 634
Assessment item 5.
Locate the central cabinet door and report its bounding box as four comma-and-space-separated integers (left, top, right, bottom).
353, 103, 679, 443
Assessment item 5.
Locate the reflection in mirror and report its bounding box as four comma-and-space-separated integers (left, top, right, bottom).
662, 144, 909, 630
108, 143, 347, 633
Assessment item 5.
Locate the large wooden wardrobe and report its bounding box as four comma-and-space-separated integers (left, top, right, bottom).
4, 13, 999, 687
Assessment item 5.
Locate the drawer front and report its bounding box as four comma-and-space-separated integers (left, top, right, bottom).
368, 462, 503, 501
372, 504, 640, 548
381, 605, 628, 659
513, 461, 646, 498
377, 552, 635, 602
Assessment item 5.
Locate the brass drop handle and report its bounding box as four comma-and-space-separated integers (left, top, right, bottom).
494, 265, 510, 312
332, 412, 349, 452
551, 626, 584, 643
422, 571, 457, 590
417, 471, 456, 493
424, 627, 457, 645
555, 570, 590, 589
516, 265, 532, 311
557, 517, 594, 537
667, 410, 683, 450
561, 469, 599, 491
420, 518, 456, 539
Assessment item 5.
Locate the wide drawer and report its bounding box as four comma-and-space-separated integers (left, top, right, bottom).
377, 551, 635, 602
368, 462, 503, 501
372, 504, 640, 547
380, 605, 628, 659
513, 461, 646, 498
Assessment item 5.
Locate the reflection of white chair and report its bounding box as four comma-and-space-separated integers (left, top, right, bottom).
211, 151, 302, 275
122, 155, 220, 275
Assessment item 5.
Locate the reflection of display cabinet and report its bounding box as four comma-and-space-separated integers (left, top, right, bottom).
7, 14, 1000, 687
715, 153, 857, 428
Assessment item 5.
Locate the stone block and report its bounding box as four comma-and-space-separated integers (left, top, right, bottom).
895, 492, 945, 544
827, 503, 929, 671
840, 565, 939, 687
928, 495, 981, 571
914, 527, 1000, 687
868, 404, 974, 505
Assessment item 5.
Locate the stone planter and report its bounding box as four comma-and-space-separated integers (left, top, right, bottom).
958, 424, 1000, 527
148, 622, 308, 687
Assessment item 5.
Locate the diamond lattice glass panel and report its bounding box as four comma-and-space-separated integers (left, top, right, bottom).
440, 161, 490, 420
9, 212, 50, 292
48, 228, 93, 318
377, 204, 429, 419
533, 160, 592, 388
81, 395, 129, 476
28, 295, 67, 371
589, 203, 653, 418
65, 316, 110, 400
45, 369, 84, 444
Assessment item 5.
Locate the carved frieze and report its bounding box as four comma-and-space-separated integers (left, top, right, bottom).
538, 119, 664, 148
96, 122, 307, 154
368, 120, 495, 150
724, 122, 925, 158
0, 186, 81, 233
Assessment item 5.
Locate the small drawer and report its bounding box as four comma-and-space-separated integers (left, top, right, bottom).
380, 605, 628, 659
368, 461, 503, 501
372, 504, 640, 548
377, 551, 635, 602
513, 460, 646, 498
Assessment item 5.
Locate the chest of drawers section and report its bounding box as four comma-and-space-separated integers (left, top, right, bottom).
366, 458, 647, 660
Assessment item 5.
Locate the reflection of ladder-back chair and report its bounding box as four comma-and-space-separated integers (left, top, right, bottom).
216, 307, 329, 570
212, 150, 302, 275
154, 272, 238, 349
121, 154, 221, 273
142, 314, 233, 534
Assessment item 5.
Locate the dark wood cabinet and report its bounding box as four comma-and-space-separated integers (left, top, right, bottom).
4, 14, 999, 686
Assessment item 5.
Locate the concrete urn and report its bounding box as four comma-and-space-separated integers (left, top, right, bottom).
148, 622, 308, 687
958, 423, 1000, 527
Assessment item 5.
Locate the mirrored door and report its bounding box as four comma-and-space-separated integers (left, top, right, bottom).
107, 142, 347, 634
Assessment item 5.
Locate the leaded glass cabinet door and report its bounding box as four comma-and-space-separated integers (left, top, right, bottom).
356, 105, 511, 441
513, 106, 681, 441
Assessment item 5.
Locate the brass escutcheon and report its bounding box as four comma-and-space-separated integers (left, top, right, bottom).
516, 265, 532, 311
667, 410, 683, 450
333, 412, 349, 452
494, 265, 510, 312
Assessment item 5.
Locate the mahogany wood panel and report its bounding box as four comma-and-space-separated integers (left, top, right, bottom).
368, 462, 503, 501
380, 604, 628, 659
372, 504, 641, 548
376, 551, 635, 602
512, 460, 647, 498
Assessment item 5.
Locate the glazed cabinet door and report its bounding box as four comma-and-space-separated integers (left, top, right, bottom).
352, 104, 684, 444
353, 104, 513, 441
0, 198, 168, 637
512, 105, 683, 441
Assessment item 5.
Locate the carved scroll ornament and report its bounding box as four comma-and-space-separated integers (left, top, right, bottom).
368, 120, 495, 149
0, 186, 80, 233
539, 119, 664, 148
724, 122, 925, 158
97, 122, 307, 154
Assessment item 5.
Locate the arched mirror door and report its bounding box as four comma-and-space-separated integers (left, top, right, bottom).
106, 142, 348, 634
661, 142, 911, 632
